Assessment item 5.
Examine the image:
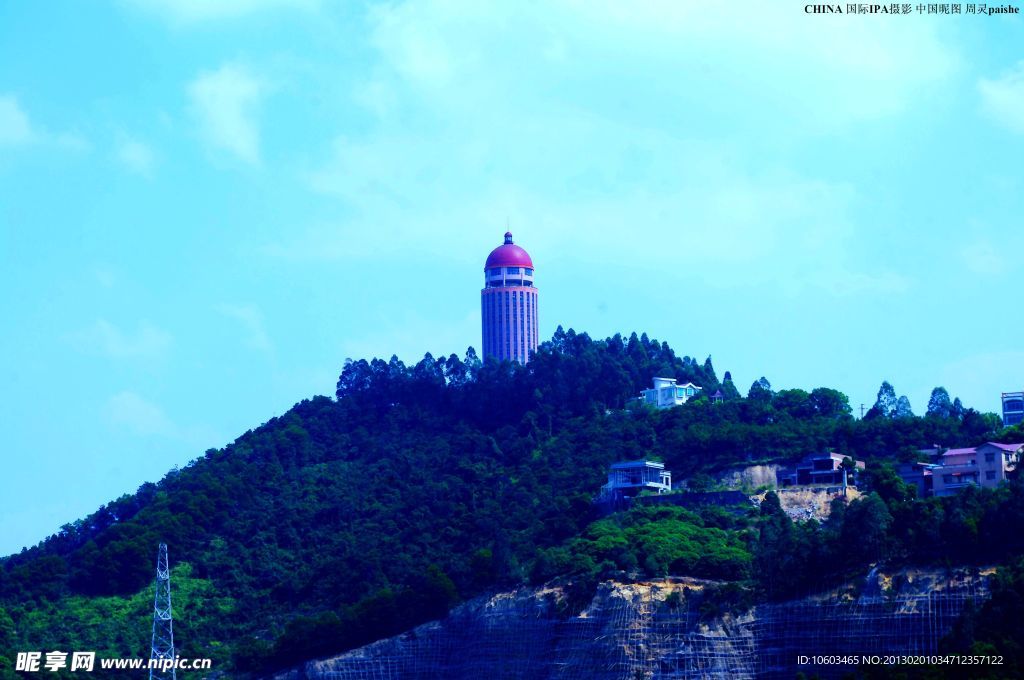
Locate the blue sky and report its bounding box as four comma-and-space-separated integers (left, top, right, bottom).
1, 1, 1022, 555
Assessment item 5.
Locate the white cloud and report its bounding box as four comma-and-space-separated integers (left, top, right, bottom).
69, 320, 172, 360
125, 0, 318, 23
258, 220, 381, 262
289, 127, 905, 296
962, 239, 1006, 275
353, 78, 399, 119
338, 310, 479, 365
116, 136, 156, 176
94, 268, 117, 288
104, 391, 175, 436
187, 64, 265, 164
364, 0, 958, 128
0, 95, 88, 150
270, 0, 948, 295
979, 61, 1024, 135
217, 304, 272, 351
0, 95, 36, 145
814, 270, 913, 297
104, 390, 226, 447
52, 132, 90, 151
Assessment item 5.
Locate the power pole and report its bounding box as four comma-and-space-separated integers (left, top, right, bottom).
149, 543, 176, 680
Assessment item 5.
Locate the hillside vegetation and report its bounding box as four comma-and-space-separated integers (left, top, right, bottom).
2, 327, 1023, 678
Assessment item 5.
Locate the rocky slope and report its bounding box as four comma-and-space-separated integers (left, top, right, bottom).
273, 567, 990, 679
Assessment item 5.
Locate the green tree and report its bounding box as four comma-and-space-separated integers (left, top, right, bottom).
894, 395, 913, 418
867, 380, 897, 419
840, 493, 892, 563
863, 462, 916, 505
808, 387, 852, 419
941, 557, 1024, 678
773, 389, 813, 418
0, 606, 13, 648
702, 356, 718, 385
720, 371, 741, 400
748, 377, 773, 402
756, 492, 800, 597
927, 387, 953, 418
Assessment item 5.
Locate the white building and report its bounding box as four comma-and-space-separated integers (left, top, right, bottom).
639, 377, 703, 409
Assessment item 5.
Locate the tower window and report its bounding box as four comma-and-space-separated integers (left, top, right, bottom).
506, 267, 520, 274
525, 268, 533, 275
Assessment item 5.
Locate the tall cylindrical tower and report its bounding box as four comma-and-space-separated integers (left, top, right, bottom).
481, 231, 538, 363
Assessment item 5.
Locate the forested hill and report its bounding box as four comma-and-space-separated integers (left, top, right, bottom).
0, 327, 1019, 677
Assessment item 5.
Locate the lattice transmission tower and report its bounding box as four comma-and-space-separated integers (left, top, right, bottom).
148, 542, 176, 680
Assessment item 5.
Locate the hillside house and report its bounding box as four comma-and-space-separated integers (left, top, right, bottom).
776, 452, 865, 488
929, 442, 1023, 497
598, 460, 672, 509
639, 377, 703, 409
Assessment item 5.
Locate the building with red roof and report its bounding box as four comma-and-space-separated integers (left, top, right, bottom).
921, 441, 1024, 497
481, 231, 538, 363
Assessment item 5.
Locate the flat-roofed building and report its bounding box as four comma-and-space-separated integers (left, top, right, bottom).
598, 460, 672, 509
777, 452, 865, 488
896, 461, 940, 498
931, 442, 1023, 497
1003, 392, 1024, 427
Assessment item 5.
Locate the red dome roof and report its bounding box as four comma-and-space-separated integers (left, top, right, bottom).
485, 231, 534, 269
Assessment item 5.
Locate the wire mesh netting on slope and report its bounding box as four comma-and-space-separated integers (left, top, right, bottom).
298, 570, 989, 680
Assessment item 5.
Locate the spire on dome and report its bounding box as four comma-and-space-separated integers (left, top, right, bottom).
484, 230, 533, 269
